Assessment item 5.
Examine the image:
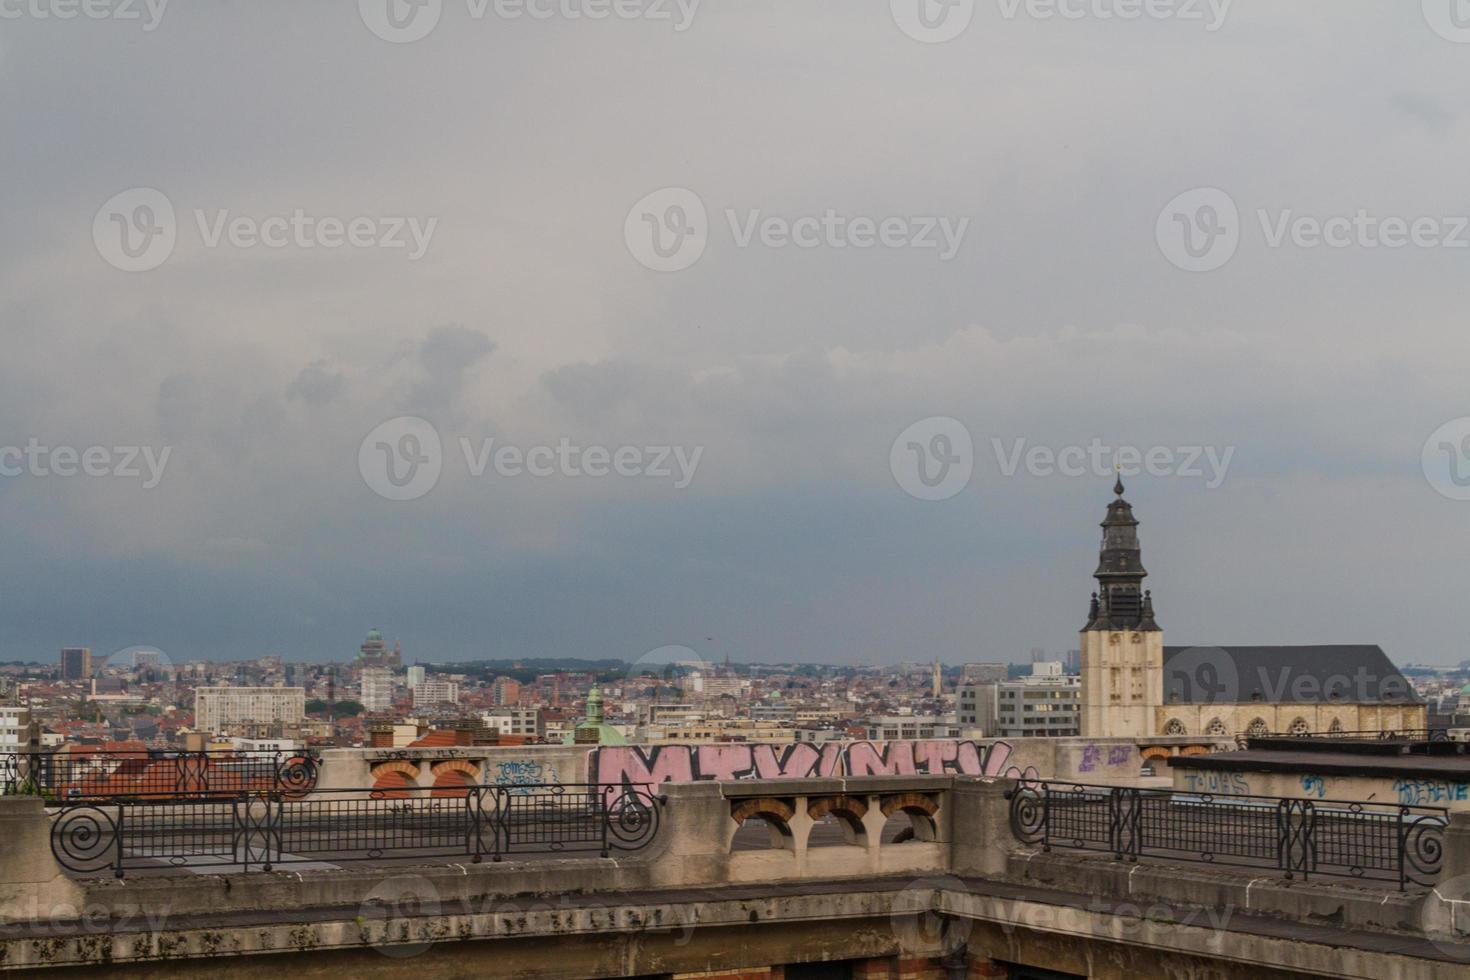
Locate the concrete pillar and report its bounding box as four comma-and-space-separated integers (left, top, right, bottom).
1442, 810, 1470, 882
1424, 810, 1470, 942
649, 782, 735, 888
948, 778, 1018, 878
0, 797, 85, 923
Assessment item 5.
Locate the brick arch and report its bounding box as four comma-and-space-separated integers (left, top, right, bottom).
880, 793, 938, 844
371, 769, 414, 799
730, 797, 795, 826
431, 766, 475, 799
430, 758, 480, 780
879, 793, 938, 819
807, 794, 869, 822
807, 795, 869, 847
1140, 746, 1172, 762
1179, 744, 1211, 756
370, 759, 421, 781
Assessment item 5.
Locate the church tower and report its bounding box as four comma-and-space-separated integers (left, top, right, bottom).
1079, 476, 1164, 738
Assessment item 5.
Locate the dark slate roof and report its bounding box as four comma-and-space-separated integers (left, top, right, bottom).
1161, 645, 1422, 705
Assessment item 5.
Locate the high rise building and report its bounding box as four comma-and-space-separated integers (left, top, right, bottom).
60, 647, 92, 681
412, 679, 459, 706
407, 665, 426, 689
360, 666, 393, 713
194, 686, 306, 735
492, 676, 521, 706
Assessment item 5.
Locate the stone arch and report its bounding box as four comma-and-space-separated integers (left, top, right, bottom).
1328, 718, 1344, 734
807, 795, 868, 847
1288, 717, 1310, 736
1205, 718, 1227, 736
730, 797, 795, 851
1246, 718, 1269, 737
880, 793, 938, 844
1163, 718, 1187, 735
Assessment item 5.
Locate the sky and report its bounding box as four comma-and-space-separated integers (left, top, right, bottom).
2, 1, 1470, 666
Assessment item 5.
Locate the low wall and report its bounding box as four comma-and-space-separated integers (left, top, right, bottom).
314, 735, 1226, 792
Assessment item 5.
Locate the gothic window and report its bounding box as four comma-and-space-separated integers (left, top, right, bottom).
1289, 717, 1310, 736
1328, 718, 1344, 734
1206, 718, 1227, 736
1246, 718, 1268, 737
1163, 719, 1186, 735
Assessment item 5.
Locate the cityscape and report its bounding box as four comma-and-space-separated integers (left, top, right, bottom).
9, 2, 1470, 978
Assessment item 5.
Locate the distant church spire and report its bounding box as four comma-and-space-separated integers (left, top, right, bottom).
1085, 476, 1160, 631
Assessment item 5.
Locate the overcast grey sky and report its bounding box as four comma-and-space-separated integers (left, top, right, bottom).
2, 1, 1469, 665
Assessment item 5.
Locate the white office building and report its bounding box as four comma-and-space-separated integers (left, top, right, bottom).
194, 686, 306, 734
360, 667, 393, 713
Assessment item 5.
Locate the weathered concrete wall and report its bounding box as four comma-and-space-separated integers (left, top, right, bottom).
1171, 764, 1470, 810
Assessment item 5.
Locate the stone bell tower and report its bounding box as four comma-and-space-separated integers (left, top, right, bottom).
1079, 476, 1164, 738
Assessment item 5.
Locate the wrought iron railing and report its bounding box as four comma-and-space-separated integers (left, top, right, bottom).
1006, 781, 1447, 890
49, 783, 661, 877
2, 750, 319, 801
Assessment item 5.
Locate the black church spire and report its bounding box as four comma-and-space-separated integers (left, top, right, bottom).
1085, 476, 1160, 631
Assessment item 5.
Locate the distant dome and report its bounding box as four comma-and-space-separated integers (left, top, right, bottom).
366, 628, 383, 642
1460, 683, 1470, 695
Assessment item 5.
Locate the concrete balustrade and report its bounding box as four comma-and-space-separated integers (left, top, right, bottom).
2, 775, 1466, 976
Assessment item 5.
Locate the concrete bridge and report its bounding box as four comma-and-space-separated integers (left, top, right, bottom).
1, 761, 1468, 978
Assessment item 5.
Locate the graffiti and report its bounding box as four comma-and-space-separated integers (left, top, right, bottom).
1393, 778, 1470, 806
1003, 764, 1043, 789
490, 759, 561, 795
1078, 743, 1135, 774
1299, 774, 1326, 799
1181, 771, 1250, 795
592, 740, 1013, 787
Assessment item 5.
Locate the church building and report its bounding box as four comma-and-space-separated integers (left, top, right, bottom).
1077, 478, 1425, 739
